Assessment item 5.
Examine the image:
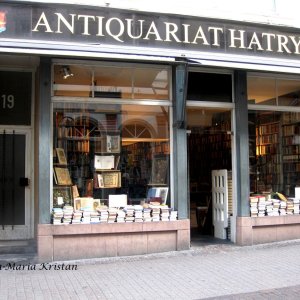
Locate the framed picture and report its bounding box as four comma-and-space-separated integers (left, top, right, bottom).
106, 135, 120, 153
53, 186, 73, 207
102, 171, 121, 188
147, 187, 168, 204
74, 198, 82, 211
94, 155, 115, 170
157, 187, 169, 204
56, 148, 67, 165
54, 167, 72, 185
74, 197, 100, 211
150, 155, 169, 185
72, 185, 80, 199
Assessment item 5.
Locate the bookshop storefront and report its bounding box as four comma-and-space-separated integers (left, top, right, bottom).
2, 2, 300, 261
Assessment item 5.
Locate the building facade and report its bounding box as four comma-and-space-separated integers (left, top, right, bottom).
1, 1, 300, 261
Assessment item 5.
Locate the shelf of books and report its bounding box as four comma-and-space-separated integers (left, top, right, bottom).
249, 112, 300, 217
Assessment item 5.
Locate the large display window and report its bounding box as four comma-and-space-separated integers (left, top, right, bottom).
248, 74, 300, 217
51, 62, 173, 224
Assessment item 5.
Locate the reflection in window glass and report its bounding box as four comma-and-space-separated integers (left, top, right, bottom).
278, 79, 300, 106
53, 103, 170, 208
249, 110, 300, 198
247, 77, 276, 105
53, 65, 92, 97
53, 64, 170, 100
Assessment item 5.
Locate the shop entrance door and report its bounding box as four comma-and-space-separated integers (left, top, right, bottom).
0, 130, 32, 240
187, 108, 233, 240
212, 169, 228, 239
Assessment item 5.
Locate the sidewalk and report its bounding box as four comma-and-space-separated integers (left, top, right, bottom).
1, 239, 300, 299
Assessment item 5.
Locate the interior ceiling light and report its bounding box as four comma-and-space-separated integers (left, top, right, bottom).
61, 66, 74, 79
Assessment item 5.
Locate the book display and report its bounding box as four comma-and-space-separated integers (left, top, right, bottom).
249, 111, 300, 217
53, 110, 122, 202
249, 111, 300, 198
52, 102, 172, 215
249, 193, 300, 217
51, 203, 177, 225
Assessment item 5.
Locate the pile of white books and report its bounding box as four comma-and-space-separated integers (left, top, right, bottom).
160, 206, 170, 221
134, 205, 143, 222
293, 198, 300, 214
62, 206, 74, 224
272, 199, 280, 215
169, 210, 178, 221
72, 211, 82, 224
116, 209, 126, 223
90, 211, 100, 224
52, 208, 63, 225
257, 196, 266, 217
97, 206, 109, 223
286, 199, 294, 215
81, 210, 91, 224
249, 196, 258, 217
143, 208, 152, 222
108, 208, 118, 223
150, 204, 161, 222
124, 205, 135, 222
280, 201, 287, 215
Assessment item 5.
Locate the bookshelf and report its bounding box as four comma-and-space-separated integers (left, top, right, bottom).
281, 113, 300, 196
254, 119, 282, 193
249, 111, 300, 197
53, 112, 121, 198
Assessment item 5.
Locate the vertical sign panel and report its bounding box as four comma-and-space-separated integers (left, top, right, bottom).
0, 71, 32, 125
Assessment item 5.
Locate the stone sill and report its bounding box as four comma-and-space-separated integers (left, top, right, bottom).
38, 220, 190, 236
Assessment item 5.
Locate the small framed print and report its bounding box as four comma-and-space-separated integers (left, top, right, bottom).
94, 155, 115, 170
157, 187, 169, 204
54, 167, 72, 185
56, 148, 67, 165
102, 172, 121, 188
106, 135, 120, 153
53, 186, 73, 207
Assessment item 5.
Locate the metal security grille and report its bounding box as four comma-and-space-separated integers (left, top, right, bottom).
0, 130, 26, 228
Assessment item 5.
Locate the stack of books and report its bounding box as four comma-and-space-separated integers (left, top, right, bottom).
293, 198, 300, 214
169, 210, 178, 221
279, 201, 287, 215
108, 208, 118, 223
249, 196, 258, 217
124, 205, 135, 222
272, 198, 280, 215
160, 206, 170, 221
72, 211, 82, 224
265, 199, 273, 216
150, 204, 161, 222
257, 196, 266, 217
98, 206, 109, 223
143, 207, 152, 222
52, 208, 63, 225
62, 206, 74, 224
81, 210, 91, 224
116, 209, 126, 223
90, 211, 100, 224
286, 199, 294, 215
134, 205, 143, 222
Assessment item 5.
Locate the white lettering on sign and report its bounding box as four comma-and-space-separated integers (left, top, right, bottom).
30, 11, 300, 55
1, 94, 15, 109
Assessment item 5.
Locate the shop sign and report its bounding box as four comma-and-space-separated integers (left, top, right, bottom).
1, 4, 300, 58
0, 71, 31, 126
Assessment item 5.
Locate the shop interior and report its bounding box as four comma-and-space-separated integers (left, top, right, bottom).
187, 108, 232, 242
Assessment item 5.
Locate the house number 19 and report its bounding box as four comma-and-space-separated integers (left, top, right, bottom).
1, 94, 15, 109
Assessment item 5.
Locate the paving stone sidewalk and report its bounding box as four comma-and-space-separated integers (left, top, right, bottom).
1, 240, 300, 299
